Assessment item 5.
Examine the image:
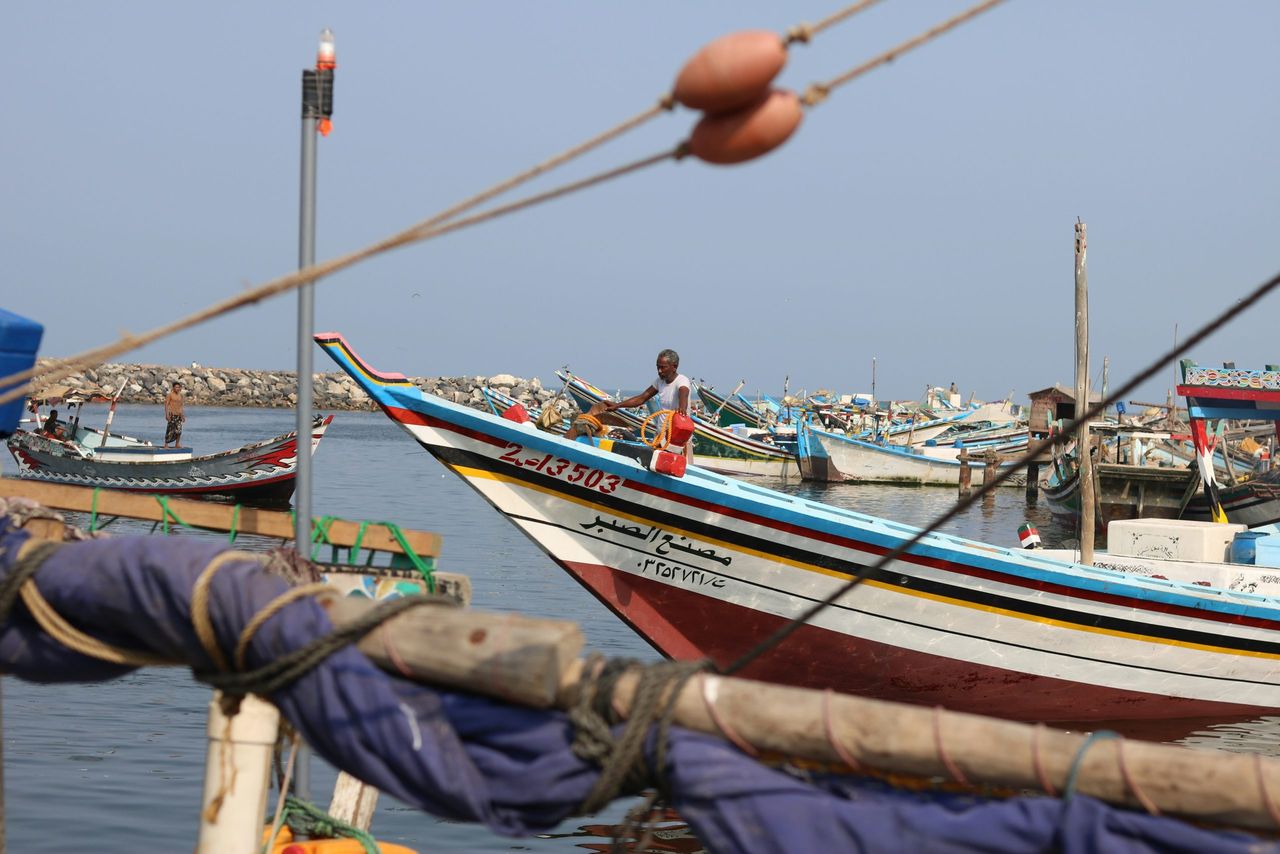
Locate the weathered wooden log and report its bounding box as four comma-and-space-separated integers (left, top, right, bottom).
324, 597, 584, 709
556, 664, 1280, 832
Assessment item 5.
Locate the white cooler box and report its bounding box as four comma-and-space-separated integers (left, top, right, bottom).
1107, 518, 1246, 563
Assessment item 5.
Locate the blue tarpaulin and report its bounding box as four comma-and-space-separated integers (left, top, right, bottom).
0, 523, 1274, 853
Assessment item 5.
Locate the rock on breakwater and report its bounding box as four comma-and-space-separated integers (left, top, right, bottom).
34, 360, 576, 416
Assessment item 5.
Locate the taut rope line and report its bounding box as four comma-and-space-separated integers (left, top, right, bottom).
786, 0, 887, 45
0, 0, 1000, 404
801, 0, 1007, 105
0, 147, 680, 407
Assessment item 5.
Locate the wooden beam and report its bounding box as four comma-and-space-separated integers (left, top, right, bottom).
0, 477, 441, 558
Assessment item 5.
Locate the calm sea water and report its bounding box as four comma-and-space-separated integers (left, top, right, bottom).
3, 404, 1278, 852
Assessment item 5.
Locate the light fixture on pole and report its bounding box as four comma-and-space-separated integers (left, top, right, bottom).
293, 25, 335, 803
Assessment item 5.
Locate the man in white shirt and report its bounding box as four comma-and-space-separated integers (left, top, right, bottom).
569, 350, 692, 454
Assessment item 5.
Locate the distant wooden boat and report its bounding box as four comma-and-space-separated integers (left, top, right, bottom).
914, 427, 1029, 461
694, 384, 763, 428
5, 415, 333, 503
1043, 361, 1280, 530
317, 331, 1280, 726
799, 420, 1027, 486
1042, 452, 1280, 529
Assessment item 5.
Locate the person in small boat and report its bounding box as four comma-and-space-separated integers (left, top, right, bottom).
164, 382, 185, 448
567, 348, 692, 456
40, 408, 67, 440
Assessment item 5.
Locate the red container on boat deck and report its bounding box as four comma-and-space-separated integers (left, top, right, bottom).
650, 449, 687, 478
669, 412, 695, 447
501, 403, 530, 424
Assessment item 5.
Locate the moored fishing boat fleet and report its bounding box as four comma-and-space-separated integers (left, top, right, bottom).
5, 5, 1280, 851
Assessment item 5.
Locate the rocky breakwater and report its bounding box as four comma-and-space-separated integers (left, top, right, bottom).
35, 360, 575, 417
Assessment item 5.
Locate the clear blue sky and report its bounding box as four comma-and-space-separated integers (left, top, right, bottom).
5, 2, 1278, 406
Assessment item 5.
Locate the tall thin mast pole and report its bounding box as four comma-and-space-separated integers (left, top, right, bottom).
1074, 219, 1095, 562
293, 25, 335, 803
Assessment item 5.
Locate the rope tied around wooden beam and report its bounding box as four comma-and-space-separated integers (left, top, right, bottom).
568, 655, 711, 816
823, 688, 866, 774
194, 585, 459, 698
700, 674, 760, 758
1031, 723, 1058, 797
933, 704, 972, 787
1058, 729, 1160, 816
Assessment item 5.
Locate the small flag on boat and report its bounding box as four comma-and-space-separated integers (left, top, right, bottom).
1017, 523, 1042, 549
501, 403, 530, 424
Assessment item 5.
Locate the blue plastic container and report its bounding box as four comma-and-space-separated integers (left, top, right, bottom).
0, 309, 43, 437
1256, 536, 1280, 569
1231, 530, 1271, 565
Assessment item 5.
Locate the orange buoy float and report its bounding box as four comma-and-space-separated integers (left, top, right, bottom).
673, 30, 788, 114
688, 90, 803, 165
267, 826, 418, 853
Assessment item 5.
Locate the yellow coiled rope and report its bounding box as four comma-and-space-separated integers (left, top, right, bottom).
639, 409, 678, 450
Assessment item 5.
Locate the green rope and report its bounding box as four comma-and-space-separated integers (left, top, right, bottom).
88, 487, 101, 532
381, 521, 435, 593
1062, 730, 1120, 800
350, 520, 370, 566
310, 515, 338, 561
227, 504, 240, 544
152, 495, 191, 535
266, 795, 379, 854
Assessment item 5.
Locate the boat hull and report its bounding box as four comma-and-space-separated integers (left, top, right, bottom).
807, 425, 1026, 487
318, 333, 1280, 727
694, 385, 761, 428
1040, 460, 1280, 530
5, 416, 333, 503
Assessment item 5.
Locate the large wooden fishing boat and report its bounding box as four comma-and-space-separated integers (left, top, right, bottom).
319, 332, 1280, 727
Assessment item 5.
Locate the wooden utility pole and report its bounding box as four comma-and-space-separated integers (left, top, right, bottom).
1075, 220, 1095, 562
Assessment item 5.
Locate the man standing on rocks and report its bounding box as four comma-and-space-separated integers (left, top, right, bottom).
164, 382, 185, 448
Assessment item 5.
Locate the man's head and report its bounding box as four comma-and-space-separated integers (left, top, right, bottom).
172, 382, 183, 392
656, 349, 680, 383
